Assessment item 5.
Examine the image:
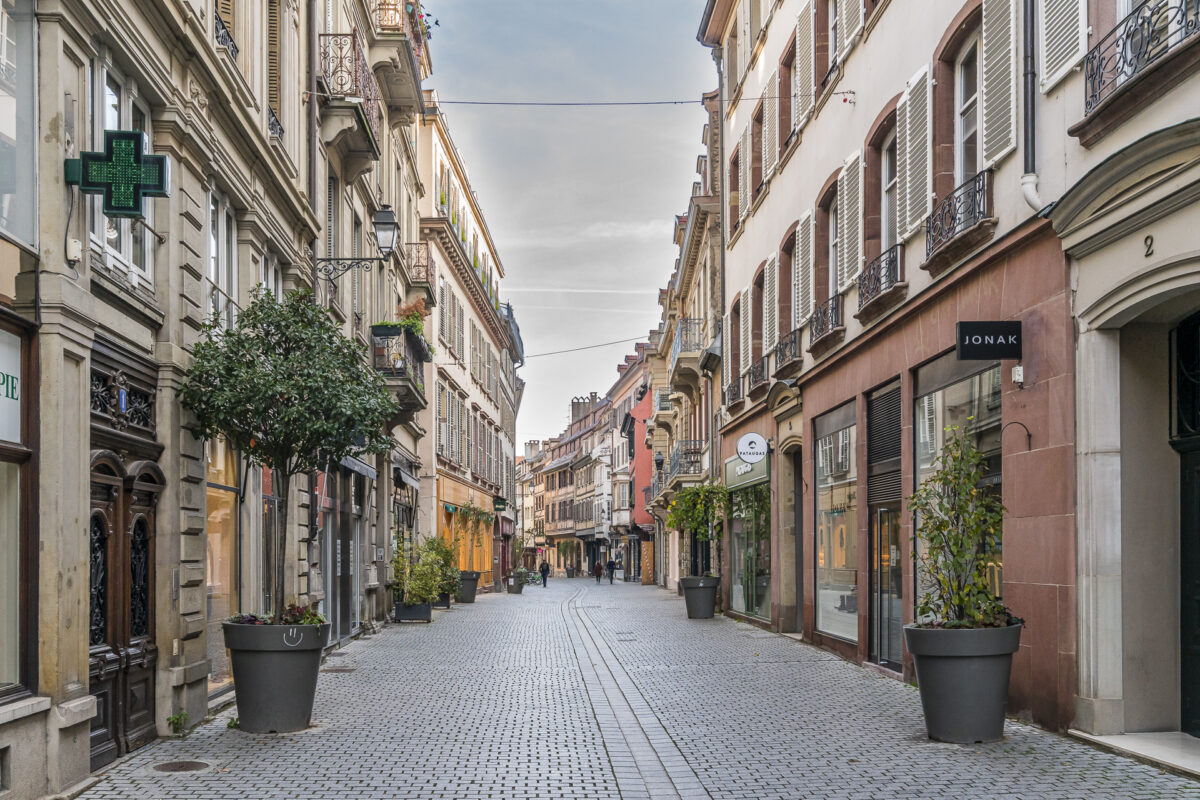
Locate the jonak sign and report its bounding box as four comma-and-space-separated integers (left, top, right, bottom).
956, 321, 1022, 361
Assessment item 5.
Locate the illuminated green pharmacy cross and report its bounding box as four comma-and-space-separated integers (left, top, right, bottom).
76, 130, 170, 218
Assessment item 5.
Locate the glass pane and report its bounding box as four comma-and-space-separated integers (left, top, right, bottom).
0, 461, 19, 688
959, 43, 978, 104
131, 107, 147, 272
0, 1, 35, 244
205, 437, 239, 694
816, 424, 858, 641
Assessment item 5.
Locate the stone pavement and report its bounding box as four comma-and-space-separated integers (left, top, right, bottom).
78, 579, 1200, 799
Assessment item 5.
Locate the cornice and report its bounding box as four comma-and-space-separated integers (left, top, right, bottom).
421, 216, 514, 350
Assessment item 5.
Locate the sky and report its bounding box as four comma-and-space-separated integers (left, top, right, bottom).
422, 0, 716, 448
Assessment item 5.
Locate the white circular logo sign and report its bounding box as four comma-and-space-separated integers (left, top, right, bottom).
736, 433, 767, 464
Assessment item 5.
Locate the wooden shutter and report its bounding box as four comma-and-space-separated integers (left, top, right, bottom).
739, 287, 752, 374
764, 255, 778, 352
466, 413, 473, 473
456, 301, 464, 357
750, 0, 762, 45
1039, 0, 1085, 92
217, 0, 236, 37
840, 0, 864, 57
436, 382, 445, 456
895, 91, 909, 237
900, 66, 931, 239
722, 311, 733, 389
982, 0, 1017, 165
763, 72, 779, 178
267, 2, 281, 112
739, 127, 751, 220
740, 0, 751, 81
794, 212, 814, 326
794, 3, 814, 129
837, 151, 862, 290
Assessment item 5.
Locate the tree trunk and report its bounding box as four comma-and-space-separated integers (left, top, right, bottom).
275, 472, 291, 622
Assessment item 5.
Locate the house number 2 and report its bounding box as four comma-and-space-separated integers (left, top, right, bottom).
1145, 235, 1154, 257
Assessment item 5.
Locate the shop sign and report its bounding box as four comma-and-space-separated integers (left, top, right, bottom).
65, 129, 170, 218
0, 329, 19, 443
493, 497, 507, 512
735, 432, 768, 464
724, 454, 768, 489
956, 321, 1022, 360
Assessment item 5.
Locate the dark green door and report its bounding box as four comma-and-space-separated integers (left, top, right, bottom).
1182, 450, 1200, 736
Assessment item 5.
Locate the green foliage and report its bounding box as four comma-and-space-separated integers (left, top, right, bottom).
227, 717, 240, 729
393, 539, 442, 605
452, 502, 493, 551
180, 287, 397, 622
167, 711, 188, 735
666, 483, 731, 543
423, 536, 462, 596
908, 424, 1011, 629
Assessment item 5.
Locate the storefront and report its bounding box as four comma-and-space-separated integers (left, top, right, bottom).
724, 450, 771, 621
0, 316, 32, 704
205, 436, 240, 695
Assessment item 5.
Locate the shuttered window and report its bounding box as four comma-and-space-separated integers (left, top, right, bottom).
793, 212, 813, 326
839, 0, 863, 59
436, 382, 445, 457
1039, 0, 1085, 92
739, 127, 751, 221
981, 0, 1017, 165
438, 280, 448, 342
456, 301, 465, 358
740, 287, 752, 375
763, 72, 779, 177
267, 1, 281, 113
740, 0, 751, 81
764, 255, 779, 352
325, 178, 337, 258
794, 2, 814, 129
723, 311, 733, 388
897, 66, 931, 240
217, 0, 236, 38
836, 152, 862, 291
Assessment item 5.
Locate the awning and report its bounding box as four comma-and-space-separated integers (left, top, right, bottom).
340, 455, 377, 481
395, 466, 420, 489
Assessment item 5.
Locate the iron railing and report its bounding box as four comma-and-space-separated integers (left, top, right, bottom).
650, 471, 664, 501
656, 388, 672, 412
668, 440, 704, 480
405, 242, 432, 283
748, 355, 769, 391
642, 486, 651, 505
372, 329, 428, 405
1084, 0, 1200, 114
319, 32, 382, 145
809, 295, 843, 347
374, 1, 426, 60
727, 377, 743, 405
925, 170, 991, 261
776, 327, 802, 370
215, 11, 238, 59
858, 245, 903, 310
669, 318, 704, 375
267, 106, 284, 138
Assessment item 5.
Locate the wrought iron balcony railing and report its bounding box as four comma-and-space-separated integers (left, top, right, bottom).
1084, 0, 1200, 115
726, 377, 743, 405
925, 170, 991, 261
776, 327, 802, 371
642, 486, 651, 505
372, 328, 429, 408
809, 295, 843, 347
267, 106, 284, 139
748, 355, 769, 392
650, 471, 665, 501
858, 245, 903, 310
405, 242, 432, 283
668, 440, 704, 481
215, 11, 238, 60
319, 31, 382, 145
669, 318, 704, 376
375, 1, 427, 59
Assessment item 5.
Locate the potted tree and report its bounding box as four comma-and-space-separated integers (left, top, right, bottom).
560, 541, 575, 578
451, 502, 491, 602
425, 536, 460, 609
393, 543, 440, 622
905, 424, 1023, 744
181, 288, 396, 733
506, 565, 529, 594
667, 483, 729, 619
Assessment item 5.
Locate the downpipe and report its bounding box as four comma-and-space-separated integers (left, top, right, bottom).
1021, 0, 1043, 211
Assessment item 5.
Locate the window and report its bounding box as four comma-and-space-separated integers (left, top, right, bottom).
262, 254, 282, 298
0, 325, 30, 700
827, 196, 839, 299
0, 0, 35, 247
815, 403, 858, 641
955, 36, 981, 185
209, 191, 237, 328
352, 215, 362, 322
881, 131, 898, 250
751, 102, 764, 198
206, 436, 240, 694
90, 59, 155, 280
728, 146, 741, 231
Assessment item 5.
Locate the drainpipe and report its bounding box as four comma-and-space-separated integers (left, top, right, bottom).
308, 0, 319, 219
712, 44, 727, 591
1021, 0, 1043, 211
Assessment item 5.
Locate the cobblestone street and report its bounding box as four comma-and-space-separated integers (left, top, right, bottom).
79, 580, 1200, 800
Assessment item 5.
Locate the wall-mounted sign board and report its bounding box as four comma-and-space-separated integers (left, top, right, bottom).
956, 321, 1022, 361
65, 130, 170, 218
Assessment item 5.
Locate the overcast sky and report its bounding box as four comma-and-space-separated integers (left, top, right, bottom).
424, 0, 716, 448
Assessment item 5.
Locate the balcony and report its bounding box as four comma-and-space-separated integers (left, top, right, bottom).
366, 1, 427, 123
650, 471, 667, 505
748, 354, 770, 394
922, 170, 995, 276
319, 32, 383, 181
667, 440, 704, 487
774, 328, 803, 378
215, 11, 238, 60
808, 295, 845, 355
371, 326, 431, 425
403, 242, 435, 307
653, 388, 675, 432
855, 244, 906, 322
668, 318, 705, 397
726, 376, 743, 406
1072, 0, 1200, 146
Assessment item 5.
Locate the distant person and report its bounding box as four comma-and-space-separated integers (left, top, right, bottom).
593, 560, 604, 583
539, 560, 550, 588
606, 557, 617, 584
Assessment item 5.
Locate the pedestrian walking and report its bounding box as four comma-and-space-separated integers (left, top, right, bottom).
593, 560, 604, 583
606, 557, 617, 584
539, 560, 550, 588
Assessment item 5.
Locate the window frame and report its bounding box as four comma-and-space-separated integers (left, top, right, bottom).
954, 34, 982, 186
881, 129, 899, 251
0, 318, 34, 704
208, 188, 238, 329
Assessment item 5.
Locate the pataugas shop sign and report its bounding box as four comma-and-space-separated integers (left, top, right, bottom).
0, 329, 20, 443
725, 432, 769, 490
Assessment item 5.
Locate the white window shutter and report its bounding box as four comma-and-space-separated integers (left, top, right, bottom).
901, 66, 931, 239
722, 311, 732, 388
982, 0, 1017, 165
1039, 0, 1085, 92
740, 0, 750, 80
895, 93, 909, 236
740, 287, 752, 374
794, 212, 813, 326
839, 151, 862, 290
764, 255, 778, 352
840, 0, 864, 56
794, 3, 814, 128
763, 73, 779, 177
438, 281, 447, 341
739, 127, 750, 220
436, 382, 444, 456
456, 302, 464, 357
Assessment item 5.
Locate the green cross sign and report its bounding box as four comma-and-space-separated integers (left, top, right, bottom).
65, 130, 169, 218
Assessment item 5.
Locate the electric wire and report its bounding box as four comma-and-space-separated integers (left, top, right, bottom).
437, 91, 854, 108
522, 336, 648, 359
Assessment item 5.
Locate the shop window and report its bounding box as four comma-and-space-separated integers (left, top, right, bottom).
0, 0, 35, 248
729, 483, 771, 619
206, 436, 240, 695
815, 402, 858, 642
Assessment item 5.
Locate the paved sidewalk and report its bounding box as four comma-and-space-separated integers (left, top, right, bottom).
79, 579, 1200, 799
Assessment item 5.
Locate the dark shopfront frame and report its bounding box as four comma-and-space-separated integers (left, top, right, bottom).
724, 454, 771, 621
0, 310, 36, 704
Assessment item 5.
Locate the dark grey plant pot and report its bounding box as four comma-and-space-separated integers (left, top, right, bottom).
370, 323, 405, 339
566, 567, 575, 578
680, 576, 718, 619
434, 592, 451, 609
394, 601, 433, 623
222, 622, 329, 734
457, 572, 480, 603
903, 623, 1023, 743
505, 576, 525, 594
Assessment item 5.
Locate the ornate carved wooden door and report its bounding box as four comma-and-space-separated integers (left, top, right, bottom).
88, 453, 162, 770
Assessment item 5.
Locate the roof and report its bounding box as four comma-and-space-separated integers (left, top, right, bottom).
543, 450, 578, 472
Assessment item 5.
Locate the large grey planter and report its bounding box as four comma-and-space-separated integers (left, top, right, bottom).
680, 576, 718, 619
222, 622, 330, 734
394, 601, 433, 622
457, 571, 480, 603
566, 567, 575, 578
505, 575, 525, 594
904, 623, 1023, 743
434, 592, 451, 609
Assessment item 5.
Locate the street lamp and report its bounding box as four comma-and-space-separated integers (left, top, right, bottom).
315, 204, 399, 286
654, 451, 664, 472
